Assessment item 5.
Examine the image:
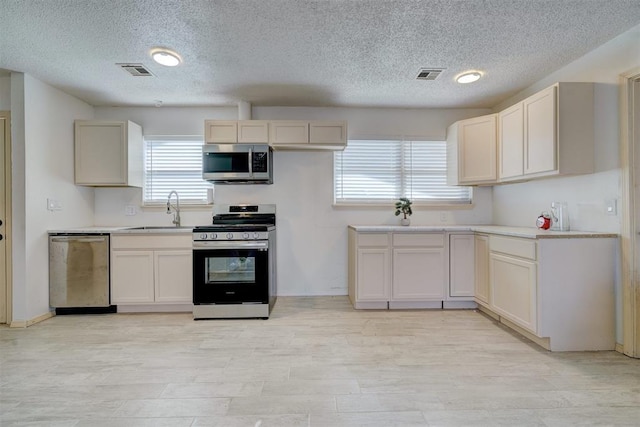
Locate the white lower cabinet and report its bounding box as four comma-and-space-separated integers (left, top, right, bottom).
481, 234, 616, 351
348, 229, 449, 309
448, 234, 475, 298
490, 252, 537, 333
111, 234, 192, 310
355, 247, 390, 302
487, 235, 538, 334
473, 234, 490, 305
392, 247, 444, 301
111, 250, 155, 303
154, 251, 193, 303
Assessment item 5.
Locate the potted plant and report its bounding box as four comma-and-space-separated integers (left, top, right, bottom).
395, 197, 413, 226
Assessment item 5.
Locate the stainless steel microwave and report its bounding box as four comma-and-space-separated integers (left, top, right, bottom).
202, 144, 273, 184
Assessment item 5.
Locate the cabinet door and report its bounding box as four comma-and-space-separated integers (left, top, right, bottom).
154, 250, 193, 303
449, 234, 474, 297
392, 248, 445, 300
269, 121, 309, 144
524, 85, 557, 175
499, 102, 524, 180
458, 115, 497, 183
75, 121, 126, 185
238, 120, 269, 143
474, 235, 490, 305
205, 120, 238, 143
309, 121, 346, 145
356, 248, 390, 301
490, 253, 537, 333
111, 250, 155, 303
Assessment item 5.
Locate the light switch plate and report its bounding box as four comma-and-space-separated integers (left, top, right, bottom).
605, 199, 617, 216
125, 205, 137, 216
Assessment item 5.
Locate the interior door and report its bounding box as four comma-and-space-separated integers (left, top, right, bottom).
0, 112, 9, 324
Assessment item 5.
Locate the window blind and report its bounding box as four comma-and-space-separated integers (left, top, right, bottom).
144, 136, 212, 204
334, 140, 471, 204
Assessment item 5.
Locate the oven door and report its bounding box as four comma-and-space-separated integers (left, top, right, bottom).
193, 241, 269, 304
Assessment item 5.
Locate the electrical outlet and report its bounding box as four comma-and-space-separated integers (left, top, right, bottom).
125, 205, 137, 216
440, 212, 449, 223
605, 199, 617, 216
47, 198, 62, 211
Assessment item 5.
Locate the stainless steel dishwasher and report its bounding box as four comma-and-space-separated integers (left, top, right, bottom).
49, 233, 116, 314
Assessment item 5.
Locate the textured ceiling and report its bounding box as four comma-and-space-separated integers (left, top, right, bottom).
1, 0, 640, 109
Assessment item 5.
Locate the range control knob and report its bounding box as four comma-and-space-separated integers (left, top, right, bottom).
253, 232, 260, 239
243, 232, 250, 239
226, 232, 234, 239
199, 233, 208, 240
209, 233, 217, 240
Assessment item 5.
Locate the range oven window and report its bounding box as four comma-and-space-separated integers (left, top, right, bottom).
205, 256, 256, 283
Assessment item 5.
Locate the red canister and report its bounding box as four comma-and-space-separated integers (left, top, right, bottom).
536, 212, 552, 230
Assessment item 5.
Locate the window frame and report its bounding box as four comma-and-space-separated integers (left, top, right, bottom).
333, 138, 473, 207
142, 135, 214, 207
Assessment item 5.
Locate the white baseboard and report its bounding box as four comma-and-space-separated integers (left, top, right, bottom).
116, 304, 193, 313
10, 311, 54, 328
443, 300, 477, 309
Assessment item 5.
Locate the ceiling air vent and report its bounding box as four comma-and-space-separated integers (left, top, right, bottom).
117, 63, 154, 77
416, 68, 445, 81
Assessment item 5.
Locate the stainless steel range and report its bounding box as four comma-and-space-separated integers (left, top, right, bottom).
192, 204, 276, 319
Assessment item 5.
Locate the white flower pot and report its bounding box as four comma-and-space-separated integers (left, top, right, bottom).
400, 218, 410, 226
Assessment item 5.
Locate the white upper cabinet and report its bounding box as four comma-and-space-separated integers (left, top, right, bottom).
74, 120, 143, 187
524, 85, 557, 175
497, 82, 594, 182
205, 120, 238, 143
204, 119, 347, 150
237, 120, 269, 143
498, 102, 524, 181
447, 114, 497, 185
269, 121, 309, 144
309, 121, 347, 145
205, 120, 269, 143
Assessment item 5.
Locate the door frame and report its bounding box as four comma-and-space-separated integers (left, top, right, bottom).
0, 111, 12, 325
620, 67, 640, 358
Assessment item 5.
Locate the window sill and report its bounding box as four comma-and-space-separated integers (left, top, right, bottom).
332, 202, 475, 210
141, 203, 213, 212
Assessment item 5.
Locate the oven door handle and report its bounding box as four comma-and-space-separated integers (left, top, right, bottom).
193, 240, 268, 250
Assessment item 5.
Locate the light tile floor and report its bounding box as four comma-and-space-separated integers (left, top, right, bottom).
1, 296, 640, 426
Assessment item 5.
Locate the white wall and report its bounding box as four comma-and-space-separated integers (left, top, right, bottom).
0, 76, 10, 110
94, 105, 493, 295
11, 73, 94, 322
492, 23, 640, 233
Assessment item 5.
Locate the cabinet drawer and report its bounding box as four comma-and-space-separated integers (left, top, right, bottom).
357, 233, 389, 247
393, 233, 444, 247
111, 234, 192, 250
489, 235, 536, 260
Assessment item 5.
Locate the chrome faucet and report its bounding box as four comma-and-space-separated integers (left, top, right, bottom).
166, 190, 181, 227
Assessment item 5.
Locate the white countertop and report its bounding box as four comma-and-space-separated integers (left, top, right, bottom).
348, 224, 617, 239
48, 226, 194, 234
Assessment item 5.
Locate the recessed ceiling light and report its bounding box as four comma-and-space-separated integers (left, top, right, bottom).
150, 48, 182, 67
456, 71, 482, 84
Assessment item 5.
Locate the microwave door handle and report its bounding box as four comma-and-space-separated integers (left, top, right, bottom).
248, 147, 253, 177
